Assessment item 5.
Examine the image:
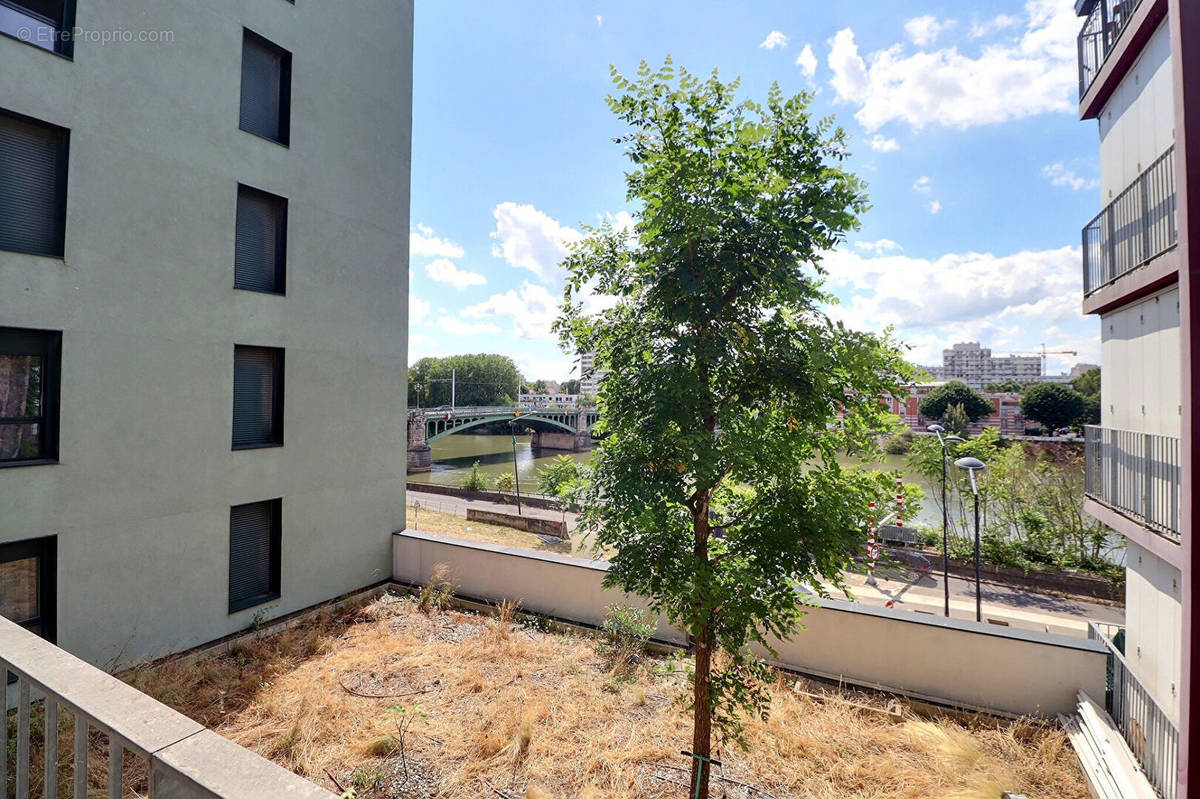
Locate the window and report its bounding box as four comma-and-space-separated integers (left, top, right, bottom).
232, 345, 284, 448
0, 0, 76, 57
239, 30, 291, 145
0, 536, 56, 642
228, 499, 281, 612
0, 108, 69, 258
235, 184, 287, 293
0, 327, 60, 464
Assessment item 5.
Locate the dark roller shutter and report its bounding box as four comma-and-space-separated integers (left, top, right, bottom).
0, 111, 68, 257
235, 186, 286, 293
232, 346, 282, 447
15, 0, 64, 22
229, 500, 279, 610
240, 32, 290, 144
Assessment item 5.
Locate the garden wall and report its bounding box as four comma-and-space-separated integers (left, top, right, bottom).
393, 530, 1108, 718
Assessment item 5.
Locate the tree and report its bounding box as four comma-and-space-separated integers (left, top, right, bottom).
985, 380, 1025, 393
943, 402, 970, 437
1021, 383, 1086, 432
407, 354, 521, 407
555, 60, 909, 798
561, 379, 581, 394
1071, 367, 1100, 399
918, 380, 993, 422
537, 454, 580, 497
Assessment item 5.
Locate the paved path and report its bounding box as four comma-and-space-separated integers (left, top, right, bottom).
406, 487, 1123, 637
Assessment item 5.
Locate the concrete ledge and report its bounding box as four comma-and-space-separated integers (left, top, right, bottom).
408, 481, 576, 513
393, 530, 1107, 717
153, 729, 335, 798
467, 508, 566, 537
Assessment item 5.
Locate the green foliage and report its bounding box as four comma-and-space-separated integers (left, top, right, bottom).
1071, 367, 1100, 399
883, 434, 911, 455
918, 380, 993, 422
461, 460, 490, 492
985, 380, 1025, 393
537, 454, 581, 497
495, 471, 516, 494
561, 378, 581, 394
1021, 383, 1085, 432
597, 604, 657, 671
554, 58, 910, 784
407, 354, 521, 408
943, 402, 971, 437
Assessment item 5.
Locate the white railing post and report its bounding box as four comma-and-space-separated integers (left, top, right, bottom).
45, 696, 58, 799
17, 679, 30, 799
73, 717, 86, 799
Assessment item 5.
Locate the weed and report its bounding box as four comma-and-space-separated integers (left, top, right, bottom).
597, 604, 655, 673
417, 563, 455, 614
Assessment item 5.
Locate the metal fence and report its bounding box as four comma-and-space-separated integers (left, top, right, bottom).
1082, 146, 1177, 295
1084, 426, 1181, 541
1078, 0, 1146, 98
1088, 622, 1178, 799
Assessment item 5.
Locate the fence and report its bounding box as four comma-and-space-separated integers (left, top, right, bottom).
1089, 622, 1178, 799
1078, 0, 1146, 98
0, 615, 335, 799
1082, 146, 1177, 295
1084, 425, 1181, 541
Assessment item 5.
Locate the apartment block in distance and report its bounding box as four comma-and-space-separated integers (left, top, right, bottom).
1074, 0, 1200, 795
0, 0, 413, 667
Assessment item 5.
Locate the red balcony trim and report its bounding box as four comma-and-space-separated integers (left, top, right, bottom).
1082, 246, 1179, 315
1083, 495, 1184, 569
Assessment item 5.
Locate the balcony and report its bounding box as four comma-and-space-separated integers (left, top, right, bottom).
1078, 0, 1146, 99
1082, 146, 1177, 296
1088, 622, 1178, 799
1084, 425, 1180, 542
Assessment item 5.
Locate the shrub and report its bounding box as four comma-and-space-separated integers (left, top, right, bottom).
883, 434, 911, 455
495, 471, 516, 493
461, 461, 490, 491
417, 563, 454, 614
597, 604, 656, 672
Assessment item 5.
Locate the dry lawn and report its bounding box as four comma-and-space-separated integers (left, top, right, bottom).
119, 591, 1088, 799
406, 506, 578, 556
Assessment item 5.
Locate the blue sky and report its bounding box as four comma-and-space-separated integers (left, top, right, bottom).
409, 0, 1100, 381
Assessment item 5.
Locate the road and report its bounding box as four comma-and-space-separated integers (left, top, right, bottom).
406, 487, 1123, 638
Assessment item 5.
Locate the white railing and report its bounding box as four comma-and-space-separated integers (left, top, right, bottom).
1084, 425, 1181, 542
0, 616, 336, 799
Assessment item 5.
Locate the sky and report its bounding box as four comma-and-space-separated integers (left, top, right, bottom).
409, 0, 1101, 382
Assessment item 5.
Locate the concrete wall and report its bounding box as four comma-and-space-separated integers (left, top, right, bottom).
393, 531, 1108, 717
0, 0, 412, 666
1125, 540, 1182, 722
1101, 285, 1181, 436
1098, 19, 1174, 201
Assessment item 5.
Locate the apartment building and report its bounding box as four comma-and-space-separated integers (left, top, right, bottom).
1074, 0, 1198, 795
0, 0, 413, 667
937, 341, 1043, 389
578, 351, 608, 397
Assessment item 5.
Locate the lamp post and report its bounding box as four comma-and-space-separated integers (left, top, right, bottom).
508, 420, 523, 515
954, 456, 987, 622
927, 424, 963, 617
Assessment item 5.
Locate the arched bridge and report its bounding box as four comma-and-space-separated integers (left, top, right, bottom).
407, 406, 599, 473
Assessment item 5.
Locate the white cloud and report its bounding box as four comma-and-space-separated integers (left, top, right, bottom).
595, 14, 602, 26
904, 15, 950, 47
854, 238, 903, 255
517, 354, 576, 382
868, 134, 900, 152
463, 281, 560, 340
827, 0, 1078, 131
794, 44, 817, 77
760, 30, 789, 50
410, 295, 431, 324
490, 202, 582, 284
913, 176, 933, 194
970, 14, 1021, 38
425, 257, 486, 290
928, 200, 943, 214
411, 225, 465, 259
1043, 162, 1100, 191
434, 316, 502, 336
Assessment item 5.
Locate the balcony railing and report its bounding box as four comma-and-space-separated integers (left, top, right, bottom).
1078, 0, 1147, 99
1088, 622, 1178, 799
1082, 146, 1177, 296
1084, 425, 1181, 541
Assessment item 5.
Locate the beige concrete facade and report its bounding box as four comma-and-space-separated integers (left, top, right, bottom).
0, 0, 412, 666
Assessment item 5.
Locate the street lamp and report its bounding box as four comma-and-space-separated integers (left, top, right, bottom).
954, 456, 987, 623
927, 424, 963, 617
508, 420, 523, 516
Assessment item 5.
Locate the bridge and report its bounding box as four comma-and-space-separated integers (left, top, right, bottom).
407, 405, 600, 473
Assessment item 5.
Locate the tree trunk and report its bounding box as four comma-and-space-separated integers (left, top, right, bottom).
690, 624, 713, 798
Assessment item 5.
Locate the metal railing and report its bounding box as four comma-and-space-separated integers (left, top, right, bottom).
1078, 0, 1147, 98
1088, 622, 1178, 799
1082, 146, 1177, 295
1084, 426, 1181, 541
0, 615, 335, 798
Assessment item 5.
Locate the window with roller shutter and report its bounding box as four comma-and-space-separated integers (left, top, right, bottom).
232, 345, 284, 449
239, 29, 291, 145
228, 499, 281, 612
0, 108, 68, 258
234, 184, 287, 294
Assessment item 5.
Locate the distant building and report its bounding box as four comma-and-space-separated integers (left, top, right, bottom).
883, 383, 1025, 437
578, 352, 608, 396
522, 393, 579, 407
1069, 363, 1100, 378
940, 342, 1042, 390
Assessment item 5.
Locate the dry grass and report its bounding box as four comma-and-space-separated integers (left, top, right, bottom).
120, 591, 1088, 799
405, 506, 580, 556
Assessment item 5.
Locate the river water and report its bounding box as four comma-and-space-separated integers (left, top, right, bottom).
409, 434, 941, 527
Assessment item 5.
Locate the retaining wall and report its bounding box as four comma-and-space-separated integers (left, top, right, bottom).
467, 508, 566, 538
393, 530, 1107, 717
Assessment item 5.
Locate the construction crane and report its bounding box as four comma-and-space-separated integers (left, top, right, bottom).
1006, 344, 1078, 376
